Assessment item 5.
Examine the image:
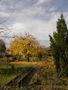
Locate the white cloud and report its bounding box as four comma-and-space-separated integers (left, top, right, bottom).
9, 12, 60, 40
36, 0, 50, 6
10, 22, 25, 35
0, 12, 9, 17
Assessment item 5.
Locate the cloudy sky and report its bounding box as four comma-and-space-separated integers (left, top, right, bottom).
0, 0, 68, 46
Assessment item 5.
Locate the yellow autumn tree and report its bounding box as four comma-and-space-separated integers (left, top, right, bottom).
8, 33, 42, 61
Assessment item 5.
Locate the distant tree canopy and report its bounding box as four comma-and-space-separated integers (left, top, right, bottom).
49, 14, 68, 77
8, 33, 47, 61
0, 39, 6, 56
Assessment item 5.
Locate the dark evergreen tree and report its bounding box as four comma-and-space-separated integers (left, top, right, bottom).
0, 39, 6, 56
49, 14, 68, 77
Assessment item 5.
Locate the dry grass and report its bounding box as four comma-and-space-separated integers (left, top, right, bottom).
9, 58, 55, 69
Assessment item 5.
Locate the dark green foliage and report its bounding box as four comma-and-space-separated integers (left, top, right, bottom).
0, 39, 6, 57
37, 52, 43, 60
49, 14, 68, 77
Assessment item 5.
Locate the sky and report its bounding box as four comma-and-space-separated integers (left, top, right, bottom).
0, 0, 68, 47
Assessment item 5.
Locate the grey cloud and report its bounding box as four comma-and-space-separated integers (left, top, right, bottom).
0, 0, 68, 47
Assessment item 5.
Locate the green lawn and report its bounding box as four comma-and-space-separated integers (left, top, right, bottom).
0, 63, 33, 86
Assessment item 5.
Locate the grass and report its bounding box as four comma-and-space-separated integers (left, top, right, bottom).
0, 62, 33, 86
0, 59, 68, 90
0, 59, 54, 86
